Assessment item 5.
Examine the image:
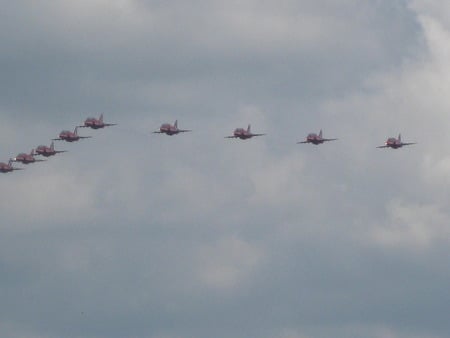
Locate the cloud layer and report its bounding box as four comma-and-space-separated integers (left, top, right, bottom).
1, 1, 449, 338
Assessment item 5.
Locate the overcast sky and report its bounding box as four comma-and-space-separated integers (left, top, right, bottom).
1, 1, 449, 337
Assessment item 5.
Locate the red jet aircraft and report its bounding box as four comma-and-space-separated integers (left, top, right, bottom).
53, 127, 92, 142
0, 159, 23, 173
153, 120, 191, 135
13, 149, 46, 164
225, 124, 266, 139
377, 134, 416, 149
35, 141, 67, 157
79, 113, 117, 129
297, 130, 337, 145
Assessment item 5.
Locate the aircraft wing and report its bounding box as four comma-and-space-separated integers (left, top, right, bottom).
323, 138, 338, 142
104, 123, 117, 127
224, 136, 237, 138
52, 137, 63, 141
297, 140, 309, 144
251, 133, 266, 137
178, 129, 191, 133
376, 145, 389, 148
55, 150, 68, 154
153, 131, 163, 134
401, 142, 416, 146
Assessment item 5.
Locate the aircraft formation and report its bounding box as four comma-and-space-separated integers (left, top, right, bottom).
1, 114, 416, 174
1, 114, 114, 173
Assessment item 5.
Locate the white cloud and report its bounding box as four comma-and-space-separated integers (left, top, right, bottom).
249, 153, 305, 207
312, 3, 450, 252
196, 236, 264, 289
0, 166, 97, 231
372, 199, 450, 249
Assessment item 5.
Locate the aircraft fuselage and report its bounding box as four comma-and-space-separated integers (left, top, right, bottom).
385, 138, 401, 148
306, 134, 324, 144
0, 164, 13, 173
160, 124, 180, 135
14, 154, 35, 164
58, 131, 80, 142
233, 128, 253, 139
84, 119, 104, 129
35, 146, 55, 157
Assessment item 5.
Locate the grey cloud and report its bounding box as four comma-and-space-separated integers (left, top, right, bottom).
0, 0, 420, 120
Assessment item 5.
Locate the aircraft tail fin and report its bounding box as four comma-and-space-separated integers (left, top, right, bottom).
319, 129, 323, 138
174, 120, 178, 128
99, 113, 103, 123
8, 158, 13, 166
30, 149, 35, 156
50, 141, 54, 150
74, 126, 78, 135
247, 124, 251, 133
398, 133, 402, 142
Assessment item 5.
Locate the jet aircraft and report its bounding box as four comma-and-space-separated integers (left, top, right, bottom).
13, 150, 45, 164
35, 141, 67, 157
225, 124, 266, 139
79, 114, 117, 129
0, 159, 23, 173
377, 134, 416, 149
297, 130, 337, 145
153, 120, 191, 135
53, 127, 92, 142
